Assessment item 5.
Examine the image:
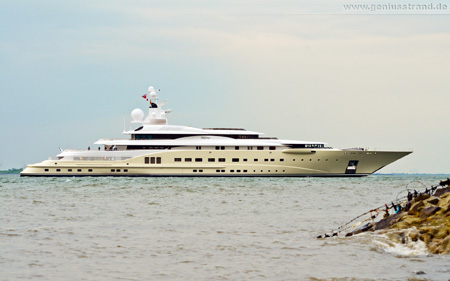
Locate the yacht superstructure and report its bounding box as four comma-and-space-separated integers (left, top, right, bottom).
21, 87, 411, 177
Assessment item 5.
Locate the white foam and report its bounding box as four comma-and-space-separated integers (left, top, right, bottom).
372, 229, 429, 256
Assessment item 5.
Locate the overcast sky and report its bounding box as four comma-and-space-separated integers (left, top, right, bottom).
1, 0, 449, 173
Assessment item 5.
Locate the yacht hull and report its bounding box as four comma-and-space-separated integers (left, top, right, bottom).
20, 149, 411, 177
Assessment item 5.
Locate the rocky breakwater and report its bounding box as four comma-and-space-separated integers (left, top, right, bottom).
345, 179, 450, 254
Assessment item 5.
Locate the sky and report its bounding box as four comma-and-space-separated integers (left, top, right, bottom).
1, 0, 449, 173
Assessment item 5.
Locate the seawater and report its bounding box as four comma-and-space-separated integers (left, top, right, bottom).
1, 174, 450, 281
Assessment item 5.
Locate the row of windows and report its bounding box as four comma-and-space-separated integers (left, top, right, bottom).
145, 157, 161, 164
215, 146, 277, 150
44, 168, 129, 173
174, 157, 339, 163
193, 169, 287, 173
174, 158, 286, 163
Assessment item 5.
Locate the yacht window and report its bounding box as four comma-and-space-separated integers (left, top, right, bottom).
193, 169, 197, 172
111, 169, 115, 172
269, 146, 276, 150
221, 146, 225, 150
185, 158, 192, 162
196, 146, 201, 150
264, 159, 268, 162
157, 157, 161, 164
78, 169, 82, 172
124, 169, 128, 172
237, 170, 241, 172
232, 158, 239, 162
257, 146, 264, 150
270, 159, 274, 162
244, 170, 247, 172
254, 159, 258, 162
235, 146, 239, 150
199, 170, 203, 172
56, 169, 61, 172
243, 159, 248, 162
68, 169, 72, 172
88, 169, 93, 172
280, 159, 284, 162
215, 146, 219, 150
208, 158, 215, 162
174, 158, 182, 162
195, 158, 202, 162
145, 157, 150, 164
218, 158, 225, 162
117, 169, 121, 172
45, 169, 49, 172
151, 157, 156, 164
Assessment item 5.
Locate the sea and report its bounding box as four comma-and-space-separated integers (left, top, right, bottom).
1, 174, 450, 281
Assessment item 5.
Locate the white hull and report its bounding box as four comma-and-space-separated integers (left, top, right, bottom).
21, 149, 411, 177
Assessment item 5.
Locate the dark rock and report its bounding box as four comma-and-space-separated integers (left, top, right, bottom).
404, 201, 412, 212
426, 197, 440, 205
414, 193, 430, 202
373, 213, 402, 231
421, 206, 441, 218
434, 188, 450, 197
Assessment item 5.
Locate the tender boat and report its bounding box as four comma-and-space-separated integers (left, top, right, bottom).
21, 86, 412, 177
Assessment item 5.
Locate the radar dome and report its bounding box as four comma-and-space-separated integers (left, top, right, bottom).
131, 108, 145, 122
149, 91, 157, 98
148, 86, 155, 92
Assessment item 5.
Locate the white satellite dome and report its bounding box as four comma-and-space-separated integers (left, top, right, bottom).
148, 86, 155, 92
149, 91, 157, 99
131, 108, 145, 122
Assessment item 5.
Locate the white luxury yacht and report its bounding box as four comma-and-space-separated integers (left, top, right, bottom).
21, 87, 411, 177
